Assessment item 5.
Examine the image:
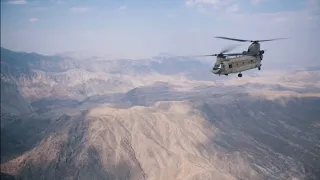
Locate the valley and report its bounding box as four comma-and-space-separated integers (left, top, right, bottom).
1, 47, 320, 180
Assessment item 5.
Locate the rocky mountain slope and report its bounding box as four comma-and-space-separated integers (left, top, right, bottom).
1, 102, 258, 180
2, 93, 319, 180
1, 47, 320, 180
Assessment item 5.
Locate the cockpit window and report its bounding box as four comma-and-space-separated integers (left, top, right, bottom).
213, 63, 223, 70
213, 63, 220, 70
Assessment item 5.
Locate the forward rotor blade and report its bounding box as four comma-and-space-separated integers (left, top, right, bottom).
189, 54, 218, 57
174, 54, 218, 58
177, 52, 244, 58
220, 44, 241, 54
222, 53, 244, 56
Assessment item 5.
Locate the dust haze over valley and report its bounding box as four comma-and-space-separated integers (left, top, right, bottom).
1, 0, 320, 179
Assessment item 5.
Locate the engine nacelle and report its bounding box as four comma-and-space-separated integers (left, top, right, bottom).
247, 42, 260, 55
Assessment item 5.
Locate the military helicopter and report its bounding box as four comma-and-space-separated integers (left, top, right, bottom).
191, 36, 287, 77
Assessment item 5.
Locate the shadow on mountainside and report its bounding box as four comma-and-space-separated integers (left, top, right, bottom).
1, 114, 51, 164
195, 95, 320, 180
8, 110, 146, 180
0, 172, 17, 180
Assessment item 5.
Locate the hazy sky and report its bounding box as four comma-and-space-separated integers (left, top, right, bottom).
1, 0, 320, 65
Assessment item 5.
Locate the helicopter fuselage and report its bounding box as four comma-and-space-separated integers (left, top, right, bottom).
211, 54, 263, 75
207, 36, 285, 77
210, 42, 264, 76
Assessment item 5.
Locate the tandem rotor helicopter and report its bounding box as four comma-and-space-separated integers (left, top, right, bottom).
189, 36, 287, 77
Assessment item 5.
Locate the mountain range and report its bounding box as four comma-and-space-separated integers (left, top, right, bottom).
1, 47, 319, 180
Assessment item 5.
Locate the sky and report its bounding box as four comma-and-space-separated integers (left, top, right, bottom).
1, 0, 320, 66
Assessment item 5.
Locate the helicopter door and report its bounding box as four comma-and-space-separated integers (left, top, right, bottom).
225, 63, 232, 73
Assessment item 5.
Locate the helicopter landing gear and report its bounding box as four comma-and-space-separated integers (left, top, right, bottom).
258, 65, 261, 70
238, 73, 242, 78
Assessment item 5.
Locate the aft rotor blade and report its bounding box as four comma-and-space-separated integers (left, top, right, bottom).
215, 36, 250, 42
215, 36, 288, 42
256, 38, 288, 42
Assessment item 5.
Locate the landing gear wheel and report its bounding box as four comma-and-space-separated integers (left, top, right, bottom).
258, 66, 261, 70
238, 73, 242, 78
